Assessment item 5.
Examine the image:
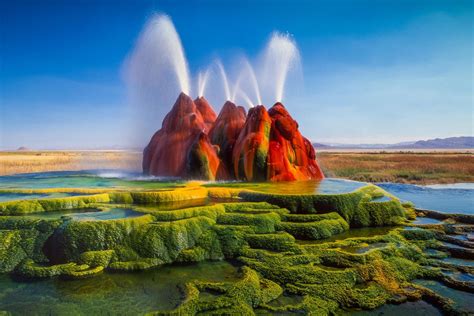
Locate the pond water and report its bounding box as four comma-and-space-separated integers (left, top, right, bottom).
378, 183, 473, 215
413, 279, 474, 312
411, 217, 443, 225
207, 178, 367, 195
0, 260, 241, 315
0, 170, 182, 190
347, 300, 442, 316
0, 192, 82, 202
27, 208, 145, 221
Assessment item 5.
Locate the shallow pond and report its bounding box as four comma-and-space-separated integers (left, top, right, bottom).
346, 300, 442, 315
207, 178, 367, 195
411, 217, 443, 225
378, 183, 473, 215
0, 170, 182, 190
0, 192, 82, 202
27, 208, 145, 221
413, 279, 474, 312
0, 260, 241, 315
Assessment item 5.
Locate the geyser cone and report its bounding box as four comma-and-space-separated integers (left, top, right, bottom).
143, 92, 220, 179
267, 102, 324, 180
194, 97, 217, 132
209, 101, 247, 178
143, 94, 324, 181
232, 105, 272, 181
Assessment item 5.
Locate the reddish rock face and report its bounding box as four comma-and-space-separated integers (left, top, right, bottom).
194, 97, 217, 132
143, 93, 324, 181
232, 105, 272, 181
267, 103, 324, 181
209, 101, 246, 177
143, 93, 219, 179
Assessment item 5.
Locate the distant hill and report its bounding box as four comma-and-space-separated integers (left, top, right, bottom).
390, 137, 474, 149
313, 136, 473, 149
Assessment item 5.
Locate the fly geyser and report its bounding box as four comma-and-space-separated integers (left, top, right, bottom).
130, 14, 324, 181
143, 93, 324, 181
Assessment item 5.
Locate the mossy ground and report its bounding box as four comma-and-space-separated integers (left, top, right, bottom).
0, 182, 472, 315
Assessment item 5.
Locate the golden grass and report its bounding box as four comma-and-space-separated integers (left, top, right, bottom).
1, 150, 472, 184
317, 151, 474, 184
0, 151, 141, 175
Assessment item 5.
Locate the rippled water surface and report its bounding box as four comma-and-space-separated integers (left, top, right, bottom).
378, 182, 473, 215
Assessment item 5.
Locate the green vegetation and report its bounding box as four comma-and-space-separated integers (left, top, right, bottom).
0, 182, 472, 315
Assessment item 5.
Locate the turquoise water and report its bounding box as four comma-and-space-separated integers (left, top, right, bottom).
207, 178, 367, 194
26, 208, 145, 221
0, 192, 82, 202
0, 261, 241, 315
378, 183, 473, 215
413, 279, 474, 312
347, 300, 442, 316
412, 217, 443, 225
0, 170, 182, 190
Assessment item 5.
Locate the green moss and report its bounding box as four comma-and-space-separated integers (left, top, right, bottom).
16, 259, 86, 278
50, 215, 155, 261
217, 212, 280, 233
108, 258, 163, 271
0, 194, 110, 215
245, 232, 297, 252
141, 204, 225, 221
0, 230, 27, 273
78, 250, 116, 267
277, 216, 349, 240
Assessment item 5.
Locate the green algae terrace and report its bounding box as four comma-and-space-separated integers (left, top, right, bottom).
0, 174, 473, 315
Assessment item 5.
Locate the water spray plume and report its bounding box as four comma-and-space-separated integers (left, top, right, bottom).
262, 32, 300, 102
197, 69, 210, 97
231, 74, 242, 102
244, 58, 262, 105
216, 60, 231, 101
236, 88, 254, 108
127, 14, 190, 96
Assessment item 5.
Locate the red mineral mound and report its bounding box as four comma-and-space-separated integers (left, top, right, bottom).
194, 97, 217, 132
267, 102, 324, 180
232, 105, 272, 181
209, 101, 246, 177
143, 93, 324, 181
143, 92, 219, 178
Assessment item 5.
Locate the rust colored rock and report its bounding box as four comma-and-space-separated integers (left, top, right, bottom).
186, 131, 222, 180
232, 105, 272, 181
194, 97, 217, 132
267, 102, 324, 180
143, 93, 324, 181
143, 92, 219, 179
209, 101, 246, 178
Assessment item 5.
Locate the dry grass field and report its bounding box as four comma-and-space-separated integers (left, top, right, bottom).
317, 151, 473, 184
0, 150, 472, 185
0, 151, 141, 176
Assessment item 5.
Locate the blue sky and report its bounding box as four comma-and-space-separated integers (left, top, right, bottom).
0, 0, 472, 149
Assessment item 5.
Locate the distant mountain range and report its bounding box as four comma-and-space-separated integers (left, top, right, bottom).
313, 136, 474, 149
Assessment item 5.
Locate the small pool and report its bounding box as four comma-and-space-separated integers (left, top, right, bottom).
28, 208, 144, 221
377, 183, 473, 215
412, 217, 443, 225
0, 192, 82, 202
0, 261, 240, 314
208, 178, 367, 195
370, 195, 392, 202
413, 279, 474, 312
348, 300, 442, 315
0, 170, 182, 190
